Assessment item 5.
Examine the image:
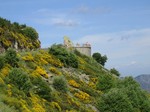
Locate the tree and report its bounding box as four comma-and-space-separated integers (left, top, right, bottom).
92, 52, 107, 66
21, 27, 39, 40
97, 88, 134, 112
110, 68, 120, 77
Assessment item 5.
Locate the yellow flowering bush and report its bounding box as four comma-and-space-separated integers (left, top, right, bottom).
1, 64, 11, 77
7, 84, 12, 96
91, 78, 98, 83
20, 99, 31, 112
0, 77, 4, 85
88, 81, 96, 89
22, 53, 34, 61
51, 101, 61, 112
49, 67, 61, 75
68, 80, 79, 88
78, 57, 86, 64
74, 91, 90, 101
35, 66, 48, 78
30, 95, 46, 112
39, 50, 63, 67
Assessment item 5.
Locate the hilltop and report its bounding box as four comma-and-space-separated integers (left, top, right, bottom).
0, 18, 150, 112
0, 17, 40, 52
135, 74, 150, 92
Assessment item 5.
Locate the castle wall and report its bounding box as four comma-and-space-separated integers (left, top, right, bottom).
75, 46, 91, 57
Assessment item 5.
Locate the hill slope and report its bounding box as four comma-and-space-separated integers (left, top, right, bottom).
0, 17, 40, 52
0, 18, 150, 112
135, 74, 150, 92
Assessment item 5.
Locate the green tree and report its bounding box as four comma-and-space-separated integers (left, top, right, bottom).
53, 76, 68, 93
110, 68, 120, 77
97, 88, 134, 112
92, 52, 107, 66
21, 27, 38, 40
117, 76, 150, 111
8, 68, 32, 94
5, 48, 19, 67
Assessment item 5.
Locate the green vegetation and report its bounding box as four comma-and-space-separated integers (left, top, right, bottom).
110, 68, 120, 77
49, 44, 78, 68
0, 17, 150, 112
53, 76, 68, 93
92, 52, 107, 66
0, 17, 40, 51
5, 48, 19, 67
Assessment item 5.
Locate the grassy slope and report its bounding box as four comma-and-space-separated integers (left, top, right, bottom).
0, 49, 112, 112
0, 49, 149, 112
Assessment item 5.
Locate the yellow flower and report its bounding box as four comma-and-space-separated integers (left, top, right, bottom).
68, 80, 79, 88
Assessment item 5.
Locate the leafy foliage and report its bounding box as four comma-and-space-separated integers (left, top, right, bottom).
110, 68, 120, 77
4, 48, 19, 67
21, 27, 38, 40
96, 74, 115, 91
97, 88, 134, 112
31, 76, 52, 101
0, 17, 40, 50
49, 44, 78, 68
53, 76, 68, 93
7, 68, 32, 94
92, 52, 107, 66
0, 56, 5, 69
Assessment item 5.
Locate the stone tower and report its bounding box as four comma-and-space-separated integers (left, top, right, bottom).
74, 42, 91, 57
63, 37, 91, 57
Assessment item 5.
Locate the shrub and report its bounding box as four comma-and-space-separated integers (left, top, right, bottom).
53, 76, 68, 93
49, 67, 61, 75
31, 76, 52, 101
49, 44, 78, 68
0, 56, 5, 69
68, 80, 79, 88
96, 88, 134, 112
7, 68, 32, 94
5, 48, 19, 67
110, 68, 120, 77
96, 74, 115, 92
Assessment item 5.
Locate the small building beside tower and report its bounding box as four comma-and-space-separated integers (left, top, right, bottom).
63, 36, 91, 57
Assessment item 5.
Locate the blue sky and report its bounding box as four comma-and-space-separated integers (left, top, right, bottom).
0, 0, 150, 77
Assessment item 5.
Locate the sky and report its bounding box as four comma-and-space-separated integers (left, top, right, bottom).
0, 0, 150, 77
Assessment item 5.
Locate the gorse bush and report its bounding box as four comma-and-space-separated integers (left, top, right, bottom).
31, 76, 52, 101
53, 76, 68, 93
5, 48, 19, 67
49, 44, 78, 68
7, 68, 32, 94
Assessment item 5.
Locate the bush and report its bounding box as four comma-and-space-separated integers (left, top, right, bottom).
31, 76, 52, 101
0, 56, 5, 69
53, 76, 68, 93
96, 74, 115, 92
110, 68, 120, 77
5, 48, 19, 67
49, 44, 78, 68
96, 88, 134, 112
7, 68, 32, 94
